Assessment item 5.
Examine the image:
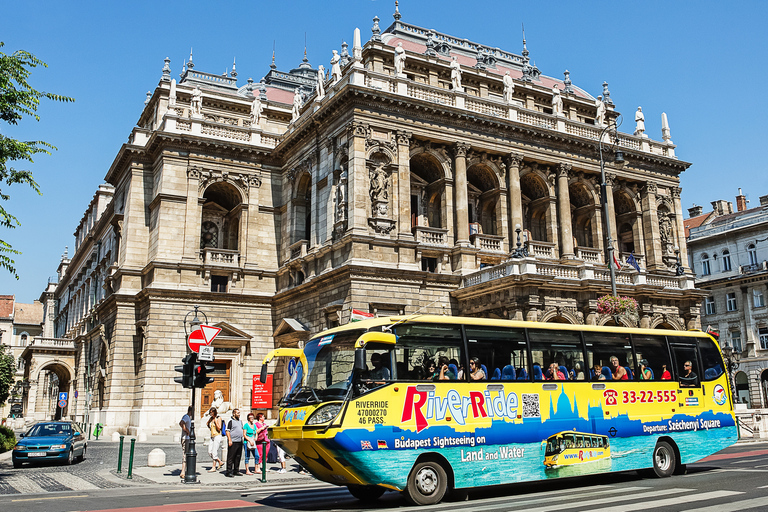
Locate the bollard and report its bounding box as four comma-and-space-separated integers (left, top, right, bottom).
127, 438, 136, 479
117, 435, 125, 473
88, 424, 91, 440
261, 441, 267, 483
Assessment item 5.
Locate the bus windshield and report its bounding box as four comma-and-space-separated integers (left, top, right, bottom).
280, 329, 364, 406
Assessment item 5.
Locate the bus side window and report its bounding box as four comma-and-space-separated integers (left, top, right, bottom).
528, 329, 583, 381
584, 332, 633, 381
699, 337, 725, 381
669, 338, 700, 387
631, 334, 673, 381
465, 326, 527, 382
392, 323, 464, 381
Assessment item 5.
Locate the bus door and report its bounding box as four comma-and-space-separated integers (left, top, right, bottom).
669, 339, 704, 412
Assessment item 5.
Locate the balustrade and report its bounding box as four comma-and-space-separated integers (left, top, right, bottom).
528, 241, 556, 259
413, 226, 448, 246
576, 246, 602, 264
200, 248, 241, 267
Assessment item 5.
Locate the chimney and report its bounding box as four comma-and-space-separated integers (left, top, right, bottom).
736, 188, 747, 212
688, 205, 703, 217
711, 199, 733, 216
760, 194, 768, 207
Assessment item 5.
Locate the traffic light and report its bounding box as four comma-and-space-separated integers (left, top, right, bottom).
174, 353, 196, 388
193, 361, 215, 388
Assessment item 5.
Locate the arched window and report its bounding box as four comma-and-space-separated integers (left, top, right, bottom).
721, 249, 732, 271
200, 182, 242, 251
20, 333, 28, 347
700, 254, 711, 276
748, 243, 758, 266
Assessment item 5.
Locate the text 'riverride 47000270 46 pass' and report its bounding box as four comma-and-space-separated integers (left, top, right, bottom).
260, 315, 737, 505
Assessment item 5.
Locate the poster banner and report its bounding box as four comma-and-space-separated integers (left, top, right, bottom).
252, 374, 273, 409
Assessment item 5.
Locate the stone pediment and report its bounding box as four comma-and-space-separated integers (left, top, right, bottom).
273, 318, 310, 348
202, 201, 229, 214
211, 321, 252, 356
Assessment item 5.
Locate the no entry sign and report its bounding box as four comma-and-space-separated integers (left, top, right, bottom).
187, 324, 222, 353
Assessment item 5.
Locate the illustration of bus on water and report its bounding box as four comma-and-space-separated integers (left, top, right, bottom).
259, 315, 738, 506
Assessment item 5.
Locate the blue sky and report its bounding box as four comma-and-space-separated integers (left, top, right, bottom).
2, 0, 766, 303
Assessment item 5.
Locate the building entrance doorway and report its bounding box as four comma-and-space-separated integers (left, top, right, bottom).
200, 360, 231, 418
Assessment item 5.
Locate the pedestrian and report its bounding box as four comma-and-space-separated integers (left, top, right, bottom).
243, 412, 258, 475
254, 412, 271, 469
206, 407, 224, 472
179, 405, 192, 481
275, 443, 287, 474
225, 408, 244, 477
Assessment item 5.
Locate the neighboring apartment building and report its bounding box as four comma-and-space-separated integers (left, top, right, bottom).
0, 295, 44, 418
686, 190, 768, 407
27, 12, 703, 434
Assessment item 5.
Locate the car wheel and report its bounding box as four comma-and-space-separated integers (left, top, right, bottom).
404, 460, 448, 506
66, 448, 74, 466
77, 444, 86, 462
13, 461, 21, 469
652, 440, 676, 478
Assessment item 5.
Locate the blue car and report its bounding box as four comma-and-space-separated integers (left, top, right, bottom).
12, 421, 87, 468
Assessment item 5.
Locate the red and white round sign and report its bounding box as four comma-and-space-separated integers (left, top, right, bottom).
186, 325, 222, 353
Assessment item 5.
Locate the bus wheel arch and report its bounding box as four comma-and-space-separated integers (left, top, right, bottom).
404, 453, 452, 505
651, 437, 679, 478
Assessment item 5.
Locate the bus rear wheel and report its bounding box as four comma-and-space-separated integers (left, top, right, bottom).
404, 460, 448, 505
347, 485, 385, 501
652, 440, 676, 478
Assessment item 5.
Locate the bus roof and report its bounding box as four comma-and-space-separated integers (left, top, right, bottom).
309, 315, 712, 341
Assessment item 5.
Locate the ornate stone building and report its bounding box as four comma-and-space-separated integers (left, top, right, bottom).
686, 190, 768, 407
44, 13, 703, 435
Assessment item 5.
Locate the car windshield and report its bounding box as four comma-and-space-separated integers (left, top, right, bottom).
27, 423, 70, 437
281, 329, 364, 406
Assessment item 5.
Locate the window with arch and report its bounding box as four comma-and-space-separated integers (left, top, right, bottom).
700, 254, 711, 276
20, 333, 28, 347
721, 249, 732, 271
748, 243, 758, 266
200, 182, 242, 252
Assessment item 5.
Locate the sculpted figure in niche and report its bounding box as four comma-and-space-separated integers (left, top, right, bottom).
503, 71, 515, 103
291, 88, 302, 121
249, 94, 263, 126
552, 85, 563, 116
595, 95, 606, 126
190, 86, 203, 116
450, 56, 463, 92
335, 167, 347, 222
394, 43, 406, 76
634, 106, 645, 136
330, 50, 342, 83
316, 65, 326, 99
658, 211, 673, 252
369, 164, 389, 216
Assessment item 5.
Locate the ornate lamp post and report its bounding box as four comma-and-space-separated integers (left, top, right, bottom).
182, 305, 207, 484
598, 116, 624, 298
721, 343, 740, 404
510, 224, 528, 259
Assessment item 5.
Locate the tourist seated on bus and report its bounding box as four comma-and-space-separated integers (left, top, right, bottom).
469, 357, 486, 380
435, 356, 457, 380
638, 359, 653, 380
661, 364, 672, 380
425, 359, 438, 380
680, 360, 698, 387
592, 364, 606, 381
609, 356, 628, 380
366, 352, 391, 381
573, 362, 585, 380
546, 363, 565, 380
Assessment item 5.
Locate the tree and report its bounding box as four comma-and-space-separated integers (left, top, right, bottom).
0, 345, 14, 407
0, 42, 74, 278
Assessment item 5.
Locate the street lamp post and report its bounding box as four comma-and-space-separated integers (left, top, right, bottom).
674, 246, 685, 276
510, 224, 528, 259
598, 117, 624, 298
182, 305, 207, 484
721, 343, 740, 404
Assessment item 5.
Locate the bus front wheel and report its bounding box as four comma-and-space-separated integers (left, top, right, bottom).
347, 485, 385, 501
652, 441, 676, 478
405, 460, 448, 505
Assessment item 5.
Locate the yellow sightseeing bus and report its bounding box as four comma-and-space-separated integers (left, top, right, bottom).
261, 315, 737, 505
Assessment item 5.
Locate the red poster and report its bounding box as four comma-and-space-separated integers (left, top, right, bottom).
252, 374, 273, 409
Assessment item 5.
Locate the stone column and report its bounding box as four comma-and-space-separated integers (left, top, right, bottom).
453, 142, 471, 245
671, 186, 688, 269
182, 167, 202, 262
506, 153, 524, 242
347, 122, 369, 235
396, 131, 413, 239
556, 163, 574, 258
605, 173, 618, 249
641, 181, 663, 269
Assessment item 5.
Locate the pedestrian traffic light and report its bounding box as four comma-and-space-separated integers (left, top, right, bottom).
193, 361, 215, 388
174, 353, 196, 388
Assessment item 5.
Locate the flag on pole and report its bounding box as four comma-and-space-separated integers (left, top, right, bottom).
611, 250, 622, 271
626, 252, 642, 272
350, 309, 374, 322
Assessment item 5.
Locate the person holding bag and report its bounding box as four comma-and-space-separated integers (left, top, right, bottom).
206, 407, 224, 472
242, 413, 258, 475
254, 412, 271, 469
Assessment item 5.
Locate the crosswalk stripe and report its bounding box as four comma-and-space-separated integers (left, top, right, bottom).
3, 475, 47, 494
691, 496, 768, 512
46, 472, 100, 490
241, 481, 334, 495
588, 490, 742, 512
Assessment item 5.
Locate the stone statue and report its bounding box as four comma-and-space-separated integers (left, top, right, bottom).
450, 56, 463, 92
552, 85, 563, 116
634, 106, 646, 137
292, 88, 302, 122
330, 50, 341, 83
169, 79, 177, 107
503, 71, 515, 103
335, 167, 347, 222
394, 43, 406, 77
369, 164, 389, 216
658, 211, 673, 252
316, 65, 326, 99
190, 86, 202, 117
249, 94, 263, 126
595, 95, 606, 126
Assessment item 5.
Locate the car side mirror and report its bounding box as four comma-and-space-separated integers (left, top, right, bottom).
354, 348, 367, 371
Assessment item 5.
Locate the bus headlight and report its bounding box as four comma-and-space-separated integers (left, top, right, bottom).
307, 404, 342, 425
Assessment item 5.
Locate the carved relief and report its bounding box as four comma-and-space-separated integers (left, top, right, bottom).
557, 162, 572, 179
645, 181, 658, 195
454, 142, 470, 158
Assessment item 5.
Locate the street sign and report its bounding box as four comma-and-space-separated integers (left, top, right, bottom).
59, 392, 68, 401
186, 324, 222, 353
287, 358, 297, 376
198, 345, 214, 361
252, 374, 273, 408
74, 391, 78, 399
58, 400, 67, 408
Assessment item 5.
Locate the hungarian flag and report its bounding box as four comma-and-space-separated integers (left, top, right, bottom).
611, 250, 622, 271
350, 309, 374, 322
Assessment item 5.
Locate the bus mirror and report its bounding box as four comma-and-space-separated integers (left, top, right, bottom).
354, 348, 367, 371
259, 364, 268, 384
355, 331, 397, 348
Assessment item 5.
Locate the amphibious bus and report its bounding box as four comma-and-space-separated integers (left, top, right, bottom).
260, 315, 737, 505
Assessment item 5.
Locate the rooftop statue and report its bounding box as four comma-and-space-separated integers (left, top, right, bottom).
190, 86, 203, 117
595, 95, 606, 127
450, 56, 463, 92
250, 94, 263, 126
292, 88, 302, 122
316, 65, 326, 99
634, 107, 646, 137
394, 43, 406, 77
331, 50, 341, 83
503, 72, 515, 103
552, 85, 563, 116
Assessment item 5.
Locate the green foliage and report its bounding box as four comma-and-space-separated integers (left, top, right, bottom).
0, 425, 16, 453
0, 42, 74, 278
0, 345, 14, 407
